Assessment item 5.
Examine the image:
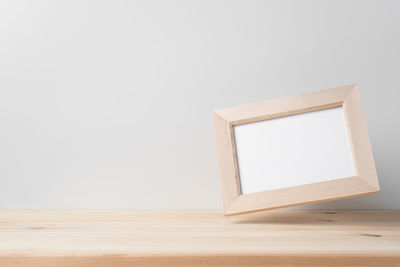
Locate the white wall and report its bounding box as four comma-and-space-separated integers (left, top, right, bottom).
0, 0, 399, 209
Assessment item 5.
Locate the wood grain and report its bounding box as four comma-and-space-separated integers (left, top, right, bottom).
1, 210, 399, 266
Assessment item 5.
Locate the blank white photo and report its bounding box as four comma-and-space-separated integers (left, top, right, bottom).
234, 107, 356, 195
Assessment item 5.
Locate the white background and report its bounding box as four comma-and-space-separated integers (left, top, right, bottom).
0, 0, 399, 209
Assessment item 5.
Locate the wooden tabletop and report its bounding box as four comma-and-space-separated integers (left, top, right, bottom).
0, 210, 399, 266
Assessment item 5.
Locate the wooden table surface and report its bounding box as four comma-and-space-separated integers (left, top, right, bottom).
0, 210, 399, 266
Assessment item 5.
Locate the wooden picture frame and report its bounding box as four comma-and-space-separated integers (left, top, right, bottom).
214, 84, 380, 216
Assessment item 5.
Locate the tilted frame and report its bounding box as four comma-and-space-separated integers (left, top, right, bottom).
214, 84, 380, 216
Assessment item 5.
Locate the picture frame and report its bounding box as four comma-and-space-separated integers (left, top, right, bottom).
214, 84, 380, 216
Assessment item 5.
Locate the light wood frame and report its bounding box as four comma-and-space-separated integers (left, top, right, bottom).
214, 84, 380, 216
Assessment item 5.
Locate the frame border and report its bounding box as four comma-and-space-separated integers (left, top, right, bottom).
214, 84, 380, 216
